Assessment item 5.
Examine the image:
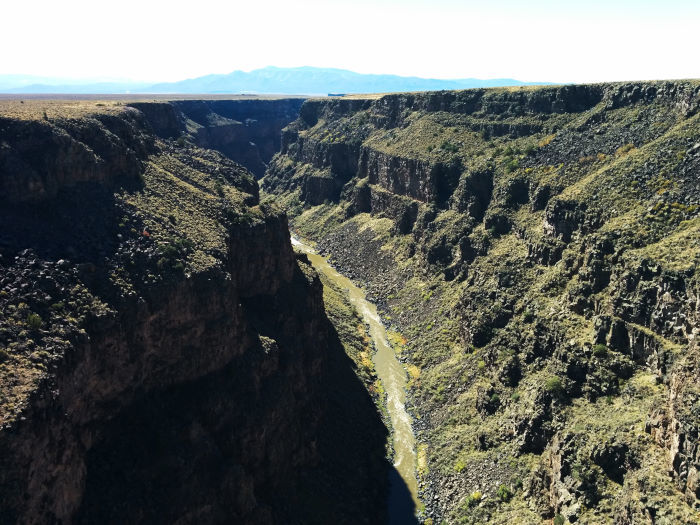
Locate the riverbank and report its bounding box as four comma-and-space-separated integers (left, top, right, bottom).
291, 234, 420, 522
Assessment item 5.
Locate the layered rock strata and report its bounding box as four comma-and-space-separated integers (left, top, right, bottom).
264, 81, 700, 523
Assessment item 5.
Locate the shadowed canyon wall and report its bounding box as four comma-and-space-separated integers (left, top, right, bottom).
0, 101, 388, 524
130, 98, 305, 178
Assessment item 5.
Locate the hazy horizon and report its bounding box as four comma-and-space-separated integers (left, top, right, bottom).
0, 66, 556, 96
0, 66, 549, 86
3, 0, 698, 85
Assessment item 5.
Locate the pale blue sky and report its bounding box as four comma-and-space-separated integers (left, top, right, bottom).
3, 0, 698, 83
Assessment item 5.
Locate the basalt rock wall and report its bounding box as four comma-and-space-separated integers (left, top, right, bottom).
130, 99, 305, 178
0, 102, 387, 524
264, 81, 700, 523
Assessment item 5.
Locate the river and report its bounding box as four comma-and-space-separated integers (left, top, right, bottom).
290, 235, 419, 522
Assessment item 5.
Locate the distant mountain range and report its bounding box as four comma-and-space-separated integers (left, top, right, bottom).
0, 66, 553, 95
0, 75, 151, 94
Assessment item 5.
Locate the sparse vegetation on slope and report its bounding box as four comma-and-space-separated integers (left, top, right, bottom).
0, 101, 389, 524
264, 80, 700, 524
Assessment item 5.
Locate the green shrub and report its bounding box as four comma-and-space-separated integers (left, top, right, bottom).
158, 237, 194, 257
440, 140, 459, 153
27, 313, 43, 331
593, 344, 608, 358
554, 514, 566, 525
0, 348, 9, 363
466, 491, 482, 507
156, 237, 193, 273
523, 308, 534, 323
511, 391, 521, 402
505, 158, 519, 173
545, 376, 564, 395
159, 245, 178, 259
496, 484, 513, 502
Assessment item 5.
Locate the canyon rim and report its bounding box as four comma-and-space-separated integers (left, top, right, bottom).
0, 79, 699, 525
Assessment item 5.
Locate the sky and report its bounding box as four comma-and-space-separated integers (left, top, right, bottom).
3, 0, 698, 84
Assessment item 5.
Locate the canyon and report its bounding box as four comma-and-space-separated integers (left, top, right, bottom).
0, 80, 699, 524
0, 99, 388, 524
263, 82, 700, 524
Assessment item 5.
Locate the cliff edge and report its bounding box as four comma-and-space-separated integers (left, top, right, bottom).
0, 99, 387, 524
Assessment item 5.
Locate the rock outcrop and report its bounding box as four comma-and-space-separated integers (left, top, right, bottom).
264, 81, 700, 523
130, 98, 304, 178
0, 101, 387, 524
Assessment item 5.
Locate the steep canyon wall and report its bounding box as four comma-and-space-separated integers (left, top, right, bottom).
264, 81, 700, 524
0, 100, 387, 524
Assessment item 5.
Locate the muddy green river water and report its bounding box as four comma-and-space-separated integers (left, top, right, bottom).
291, 235, 419, 516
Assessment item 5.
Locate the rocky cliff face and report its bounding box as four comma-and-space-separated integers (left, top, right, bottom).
264, 81, 700, 523
0, 100, 387, 524
130, 98, 304, 178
